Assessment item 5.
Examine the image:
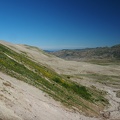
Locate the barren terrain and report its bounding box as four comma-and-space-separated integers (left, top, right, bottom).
0, 40, 120, 120
1, 72, 100, 120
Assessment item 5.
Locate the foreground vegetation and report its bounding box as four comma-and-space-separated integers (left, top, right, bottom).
0, 44, 108, 116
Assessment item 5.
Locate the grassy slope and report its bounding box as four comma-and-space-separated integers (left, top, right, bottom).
0, 43, 108, 116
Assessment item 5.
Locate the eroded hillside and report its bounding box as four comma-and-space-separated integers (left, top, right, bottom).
0, 40, 120, 120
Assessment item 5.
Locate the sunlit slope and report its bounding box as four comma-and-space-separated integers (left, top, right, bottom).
50, 45, 120, 62
0, 43, 108, 116
1, 40, 119, 76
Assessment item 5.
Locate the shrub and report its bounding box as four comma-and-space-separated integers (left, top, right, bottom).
52, 77, 61, 83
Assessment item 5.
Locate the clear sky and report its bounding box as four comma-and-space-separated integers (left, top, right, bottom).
0, 0, 120, 50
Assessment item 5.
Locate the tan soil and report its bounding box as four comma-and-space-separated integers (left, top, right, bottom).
0, 72, 100, 120
0, 40, 120, 120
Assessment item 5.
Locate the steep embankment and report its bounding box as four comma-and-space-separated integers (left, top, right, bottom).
1, 72, 97, 120
0, 41, 110, 120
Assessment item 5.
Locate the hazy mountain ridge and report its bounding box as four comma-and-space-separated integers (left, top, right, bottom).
50, 44, 120, 61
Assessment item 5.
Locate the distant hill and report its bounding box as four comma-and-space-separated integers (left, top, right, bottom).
49, 44, 120, 62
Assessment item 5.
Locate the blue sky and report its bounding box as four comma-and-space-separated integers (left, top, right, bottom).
0, 0, 120, 50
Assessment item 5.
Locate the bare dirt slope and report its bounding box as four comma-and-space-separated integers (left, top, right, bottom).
0, 72, 99, 120
0, 40, 120, 120
0, 40, 119, 76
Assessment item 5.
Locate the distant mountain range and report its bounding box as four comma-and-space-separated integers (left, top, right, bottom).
49, 44, 120, 62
